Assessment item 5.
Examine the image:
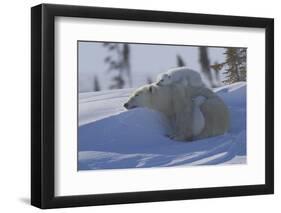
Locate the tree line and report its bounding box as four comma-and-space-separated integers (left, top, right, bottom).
177, 46, 247, 87
92, 43, 247, 91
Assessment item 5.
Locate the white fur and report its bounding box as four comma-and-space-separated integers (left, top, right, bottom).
124, 83, 229, 142
192, 96, 206, 136
156, 67, 205, 88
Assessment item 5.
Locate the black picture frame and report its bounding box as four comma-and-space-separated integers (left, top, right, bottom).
31, 3, 274, 209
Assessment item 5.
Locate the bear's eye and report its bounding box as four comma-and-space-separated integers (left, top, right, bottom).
160, 79, 164, 82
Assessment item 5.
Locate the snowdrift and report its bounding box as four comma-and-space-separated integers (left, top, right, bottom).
78, 82, 246, 170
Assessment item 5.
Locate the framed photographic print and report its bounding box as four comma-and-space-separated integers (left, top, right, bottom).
31, 3, 274, 209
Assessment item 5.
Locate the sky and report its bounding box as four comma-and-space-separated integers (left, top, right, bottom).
78, 41, 227, 92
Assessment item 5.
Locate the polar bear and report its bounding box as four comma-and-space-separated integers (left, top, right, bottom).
182, 86, 230, 140
191, 96, 207, 137
156, 67, 205, 88
123, 83, 229, 141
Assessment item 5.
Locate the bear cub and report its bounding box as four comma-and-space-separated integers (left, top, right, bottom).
156, 67, 205, 88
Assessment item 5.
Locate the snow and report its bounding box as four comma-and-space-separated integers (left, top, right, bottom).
78, 82, 247, 170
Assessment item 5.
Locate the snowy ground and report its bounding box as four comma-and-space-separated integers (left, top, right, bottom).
78, 82, 246, 170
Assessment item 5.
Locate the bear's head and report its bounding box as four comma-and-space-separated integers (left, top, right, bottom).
124, 84, 156, 110
156, 73, 172, 86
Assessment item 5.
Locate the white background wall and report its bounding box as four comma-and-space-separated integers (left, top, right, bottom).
0, 0, 279, 212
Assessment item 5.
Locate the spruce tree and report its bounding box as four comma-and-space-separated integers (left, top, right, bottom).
103, 43, 132, 89
123, 44, 132, 86
223, 47, 239, 84
222, 47, 246, 84
237, 48, 247, 81
199, 47, 213, 87
176, 54, 186, 67
93, 75, 101, 91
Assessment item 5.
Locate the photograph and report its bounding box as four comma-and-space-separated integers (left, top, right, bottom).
78, 41, 247, 171
30, 3, 274, 209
